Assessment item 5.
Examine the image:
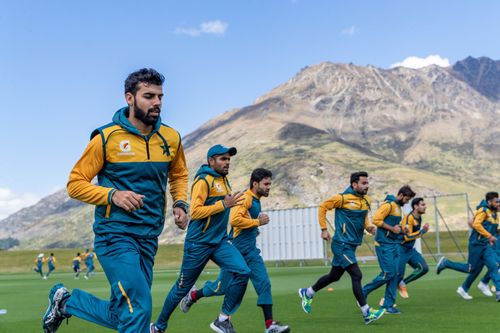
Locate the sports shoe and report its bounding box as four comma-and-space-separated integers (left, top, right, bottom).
210, 319, 236, 333
179, 284, 198, 313
456, 286, 473, 300
363, 307, 385, 325
398, 284, 409, 298
384, 306, 401, 314
150, 323, 165, 333
436, 257, 447, 275
265, 321, 290, 333
478, 281, 493, 297
491, 285, 496, 293
496, 291, 500, 302
42, 284, 71, 333
298, 288, 313, 314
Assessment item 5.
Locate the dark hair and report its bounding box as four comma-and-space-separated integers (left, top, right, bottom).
50, 253, 54, 256
77, 252, 80, 256
250, 168, 273, 188
398, 185, 416, 198
486, 192, 499, 201
86, 248, 89, 252
411, 197, 424, 210
124, 68, 165, 95
350, 171, 368, 185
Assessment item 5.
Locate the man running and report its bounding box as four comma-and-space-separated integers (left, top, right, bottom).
179, 168, 289, 333
41, 68, 189, 333
362, 185, 415, 314
397, 197, 430, 299
152, 145, 250, 333
298, 171, 385, 325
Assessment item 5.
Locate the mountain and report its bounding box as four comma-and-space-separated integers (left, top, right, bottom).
2, 56, 500, 249
451, 56, 500, 101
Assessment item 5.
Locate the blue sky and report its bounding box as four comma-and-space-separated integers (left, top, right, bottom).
1, 0, 499, 218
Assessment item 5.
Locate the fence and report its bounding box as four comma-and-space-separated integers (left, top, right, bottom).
256, 192, 476, 264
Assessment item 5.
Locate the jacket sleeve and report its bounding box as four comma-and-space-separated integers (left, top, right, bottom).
472, 210, 492, 238
190, 179, 225, 220
67, 135, 115, 205
318, 194, 343, 229
372, 203, 391, 227
230, 194, 259, 229
168, 140, 189, 209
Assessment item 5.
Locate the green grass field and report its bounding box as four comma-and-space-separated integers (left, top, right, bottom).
1, 263, 499, 333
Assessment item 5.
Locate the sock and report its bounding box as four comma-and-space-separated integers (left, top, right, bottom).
193, 289, 204, 302
265, 319, 274, 329
218, 313, 229, 322
361, 304, 370, 316
260, 304, 273, 324
399, 281, 406, 287
306, 287, 315, 298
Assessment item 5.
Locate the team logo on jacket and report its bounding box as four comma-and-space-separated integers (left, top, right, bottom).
215, 183, 223, 193
118, 140, 135, 156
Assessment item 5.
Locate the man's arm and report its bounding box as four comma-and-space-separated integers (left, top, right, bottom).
373, 203, 400, 233
190, 179, 225, 220
168, 141, 189, 211
403, 216, 426, 241
472, 210, 492, 239
67, 136, 115, 205
230, 194, 260, 229
318, 194, 343, 230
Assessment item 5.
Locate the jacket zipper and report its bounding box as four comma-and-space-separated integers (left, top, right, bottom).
144, 136, 151, 160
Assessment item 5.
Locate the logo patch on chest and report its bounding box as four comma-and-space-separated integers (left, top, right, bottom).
215, 183, 223, 193
118, 140, 135, 156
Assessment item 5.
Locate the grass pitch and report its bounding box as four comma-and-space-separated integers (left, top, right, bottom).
0, 263, 498, 333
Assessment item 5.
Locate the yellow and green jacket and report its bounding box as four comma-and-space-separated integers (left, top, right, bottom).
72, 256, 81, 268
67, 107, 188, 238
48, 256, 56, 269
401, 212, 426, 249
185, 165, 232, 245
470, 199, 499, 246
318, 186, 372, 246
373, 195, 402, 244
229, 189, 262, 254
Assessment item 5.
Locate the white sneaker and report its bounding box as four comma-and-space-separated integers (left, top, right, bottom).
265, 321, 290, 333
477, 281, 493, 297
491, 285, 496, 293
457, 286, 473, 300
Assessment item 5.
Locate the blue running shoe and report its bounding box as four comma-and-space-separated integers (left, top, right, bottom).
364, 307, 385, 325
436, 257, 447, 275
298, 288, 313, 314
384, 306, 401, 314
42, 283, 71, 333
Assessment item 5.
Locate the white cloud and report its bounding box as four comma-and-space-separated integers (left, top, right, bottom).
175, 20, 228, 37
0, 187, 39, 220
391, 55, 451, 69
341, 25, 358, 36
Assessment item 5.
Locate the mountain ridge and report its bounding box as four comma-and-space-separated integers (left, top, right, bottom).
2, 56, 499, 249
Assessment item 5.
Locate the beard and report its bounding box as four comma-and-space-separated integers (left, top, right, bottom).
257, 188, 270, 197
214, 165, 229, 176
134, 104, 160, 126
